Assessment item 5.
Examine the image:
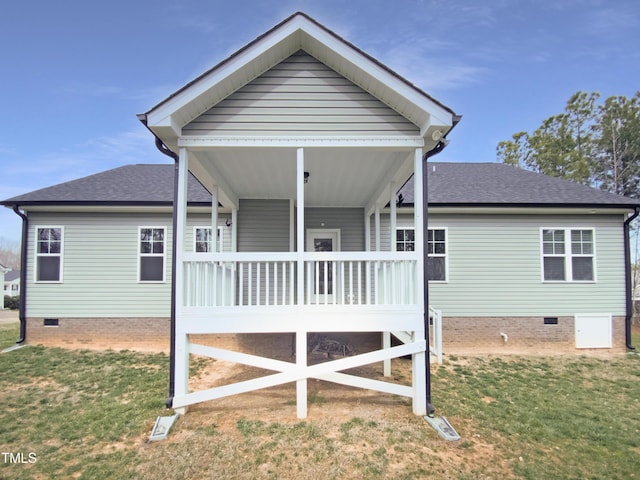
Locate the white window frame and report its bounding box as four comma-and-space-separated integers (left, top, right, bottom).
138, 226, 166, 283
35, 226, 64, 283
540, 227, 596, 283
427, 227, 448, 283
397, 227, 448, 282
396, 227, 416, 252
193, 226, 224, 253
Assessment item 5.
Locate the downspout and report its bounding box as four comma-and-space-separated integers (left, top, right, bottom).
12, 205, 28, 344
624, 206, 640, 350
140, 125, 180, 408
422, 139, 448, 417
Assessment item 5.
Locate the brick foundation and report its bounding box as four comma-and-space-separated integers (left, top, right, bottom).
442, 316, 626, 354
26, 317, 170, 351
25, 315, 627, 355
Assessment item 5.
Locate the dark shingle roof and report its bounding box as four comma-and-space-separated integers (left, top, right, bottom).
1, 164, 212, 206
5, 271, 20, 282
2, 162, 638, 209
398, 162, 640, 208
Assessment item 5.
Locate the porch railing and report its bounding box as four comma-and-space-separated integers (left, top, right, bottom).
182, 252, 418, 308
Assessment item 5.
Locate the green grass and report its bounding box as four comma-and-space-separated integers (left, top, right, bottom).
1, 322, 640, 479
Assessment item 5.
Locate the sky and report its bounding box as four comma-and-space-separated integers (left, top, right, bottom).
1, 0, 639, 243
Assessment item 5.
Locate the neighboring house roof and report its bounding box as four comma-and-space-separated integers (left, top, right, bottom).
4, 271, 20, 282
1, 164, 212, 207
0, 264, 10, 273
2, 162, 639, 209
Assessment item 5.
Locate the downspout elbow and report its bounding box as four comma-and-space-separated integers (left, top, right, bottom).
12, 205, 28, 344
624, 206, 640, 351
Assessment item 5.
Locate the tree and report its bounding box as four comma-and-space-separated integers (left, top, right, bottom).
0, 237, 20, 270
592, 93, 640, 198
497, 90, 640, 199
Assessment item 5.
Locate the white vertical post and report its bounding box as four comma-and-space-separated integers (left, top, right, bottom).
384, 181, 397, 376
390, 181, 397, 252
412, 147, 426, 416
211, 185, 218, 252
231, 207, 238, 252
365, 212, 371, 304
174, 147, 190, 414
289, 198, 295, 252
375, 206, 381, 252
296, 148, 307, 418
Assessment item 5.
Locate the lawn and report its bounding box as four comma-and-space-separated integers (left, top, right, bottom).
1, 322, 639, 479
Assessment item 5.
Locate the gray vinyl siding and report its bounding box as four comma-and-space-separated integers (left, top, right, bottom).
183, 51, 419, 137
370, 214, 414, 250
428, 214, 627, 317
27, 212, 174, 318
238, 199, 290, 252
305, 208, 364, 251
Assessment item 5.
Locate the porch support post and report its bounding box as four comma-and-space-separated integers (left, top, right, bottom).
412, 146, 427, 416
211, 185, 218, 252
375, 206, 381, 252
364, 213, 371, 252
231, 207, 238, 252
174, 147, 190, 414
383, 181, 397, 377
296, 147, 307, 418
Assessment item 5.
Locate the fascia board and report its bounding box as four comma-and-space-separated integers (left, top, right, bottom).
145, 22, 305, 130
297, 26, 455, 130
145, 14, 455, 140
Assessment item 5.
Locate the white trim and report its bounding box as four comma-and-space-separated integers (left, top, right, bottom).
540, 227, 597, 283
178, 135, 425, 149
427, 227, 448, 284
306, 229, 341, 303
137, 226, 167, 283
34, 225, 64, 283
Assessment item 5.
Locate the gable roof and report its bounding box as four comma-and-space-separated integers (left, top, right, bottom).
0, 164, 211, 207
5, 271, 20, 282
140, 12, 459, 151
2, 162, 638, 210
398, 162, 640, 208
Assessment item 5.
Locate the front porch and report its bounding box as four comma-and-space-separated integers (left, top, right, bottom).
139, 13, 457, 418
171, 144, 438, 418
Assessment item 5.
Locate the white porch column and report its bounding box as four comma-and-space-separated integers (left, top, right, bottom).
296, 147, 307, 418
412, 147, 426, 416
174, 147, 190, 414
375, 206, 381, 252
231, 207, 238, 252
211, 185, 218, 252
383, 181, 396, 377
390, 181, 397, 252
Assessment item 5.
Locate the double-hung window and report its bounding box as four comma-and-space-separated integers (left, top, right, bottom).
139, 227, 166, 282
396, 228, 415, 252
194, 227, 223, 252
541, 228, 595, 282
427, 228, 447, 282
396, 227, 447, 281
36, 227, 63, 282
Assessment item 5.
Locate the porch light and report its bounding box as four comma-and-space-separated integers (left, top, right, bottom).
304, 171, 310, 183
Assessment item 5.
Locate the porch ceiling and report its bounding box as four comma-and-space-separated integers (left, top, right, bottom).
191, 147, 413, 208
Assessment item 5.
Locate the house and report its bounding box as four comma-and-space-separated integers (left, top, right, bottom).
2, 12, 639, 418
0, 263, 10, 310
3, 270, 20, 297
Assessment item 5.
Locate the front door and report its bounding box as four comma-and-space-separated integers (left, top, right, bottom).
306, 229, 340, 304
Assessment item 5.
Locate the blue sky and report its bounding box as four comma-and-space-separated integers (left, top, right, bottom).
1, 0, 639, 243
